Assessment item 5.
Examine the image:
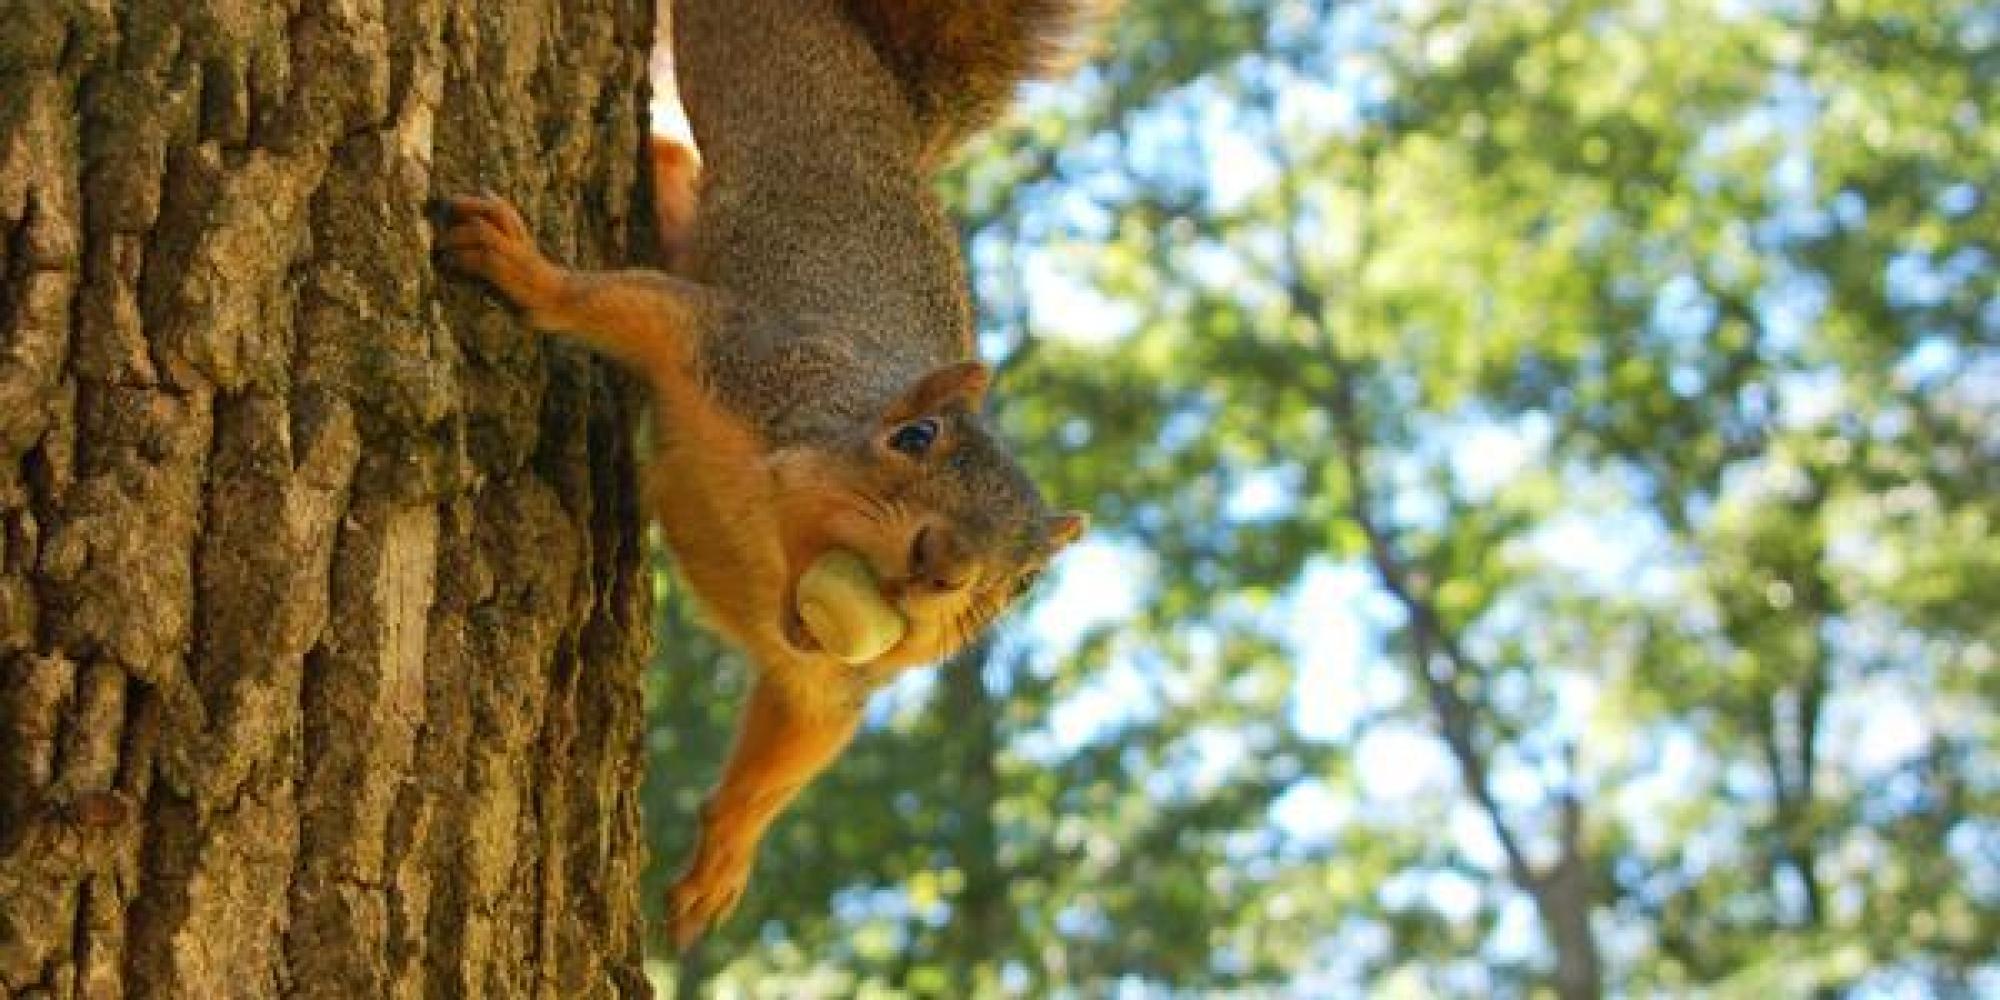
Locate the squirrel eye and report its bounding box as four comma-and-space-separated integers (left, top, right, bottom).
888, 418, 939, 456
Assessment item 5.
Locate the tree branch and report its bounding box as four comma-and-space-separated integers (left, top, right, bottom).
1270, 121, 1604, 998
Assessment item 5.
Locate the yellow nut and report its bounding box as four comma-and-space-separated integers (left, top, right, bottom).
796, 549, 907, 663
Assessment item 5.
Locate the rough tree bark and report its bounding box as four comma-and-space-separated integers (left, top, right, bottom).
1, 1, 658, 996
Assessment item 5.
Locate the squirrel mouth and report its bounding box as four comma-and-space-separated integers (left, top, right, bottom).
781, 604, 823, 655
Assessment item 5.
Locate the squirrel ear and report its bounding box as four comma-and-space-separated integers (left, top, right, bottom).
1045, 511, 1088, 552
884, 361, 991, 425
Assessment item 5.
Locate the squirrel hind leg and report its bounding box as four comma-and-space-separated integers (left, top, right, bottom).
648, 134, 701, 272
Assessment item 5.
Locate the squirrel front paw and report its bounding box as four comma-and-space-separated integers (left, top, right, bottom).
665, 836, 754, 949
434, 194, 561, 310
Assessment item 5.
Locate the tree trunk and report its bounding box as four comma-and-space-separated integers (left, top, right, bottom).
1, 1, 657, 997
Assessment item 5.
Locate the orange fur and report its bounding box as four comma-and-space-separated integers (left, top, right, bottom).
648, 136, 700, 271
667, 678, 863, 946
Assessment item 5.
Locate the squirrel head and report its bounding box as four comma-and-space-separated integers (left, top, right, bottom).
766, 359, 1086, 671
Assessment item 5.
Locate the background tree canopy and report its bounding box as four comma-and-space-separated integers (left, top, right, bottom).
646, 0, 1997, 995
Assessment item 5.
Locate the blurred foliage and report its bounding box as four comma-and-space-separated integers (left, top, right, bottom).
643, 0, 1997, 995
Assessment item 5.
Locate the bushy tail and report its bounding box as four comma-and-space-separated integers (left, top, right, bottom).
844, 0, 1109, 167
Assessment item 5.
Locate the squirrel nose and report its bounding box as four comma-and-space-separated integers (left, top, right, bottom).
908, 525, 975, 594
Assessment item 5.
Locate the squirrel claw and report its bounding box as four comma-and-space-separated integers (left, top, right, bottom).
665, 858, 749, 950
441, 194, 531, 242
423, 196, 454, 228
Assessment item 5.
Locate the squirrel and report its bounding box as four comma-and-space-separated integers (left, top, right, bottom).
438, 0, 1099, 947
